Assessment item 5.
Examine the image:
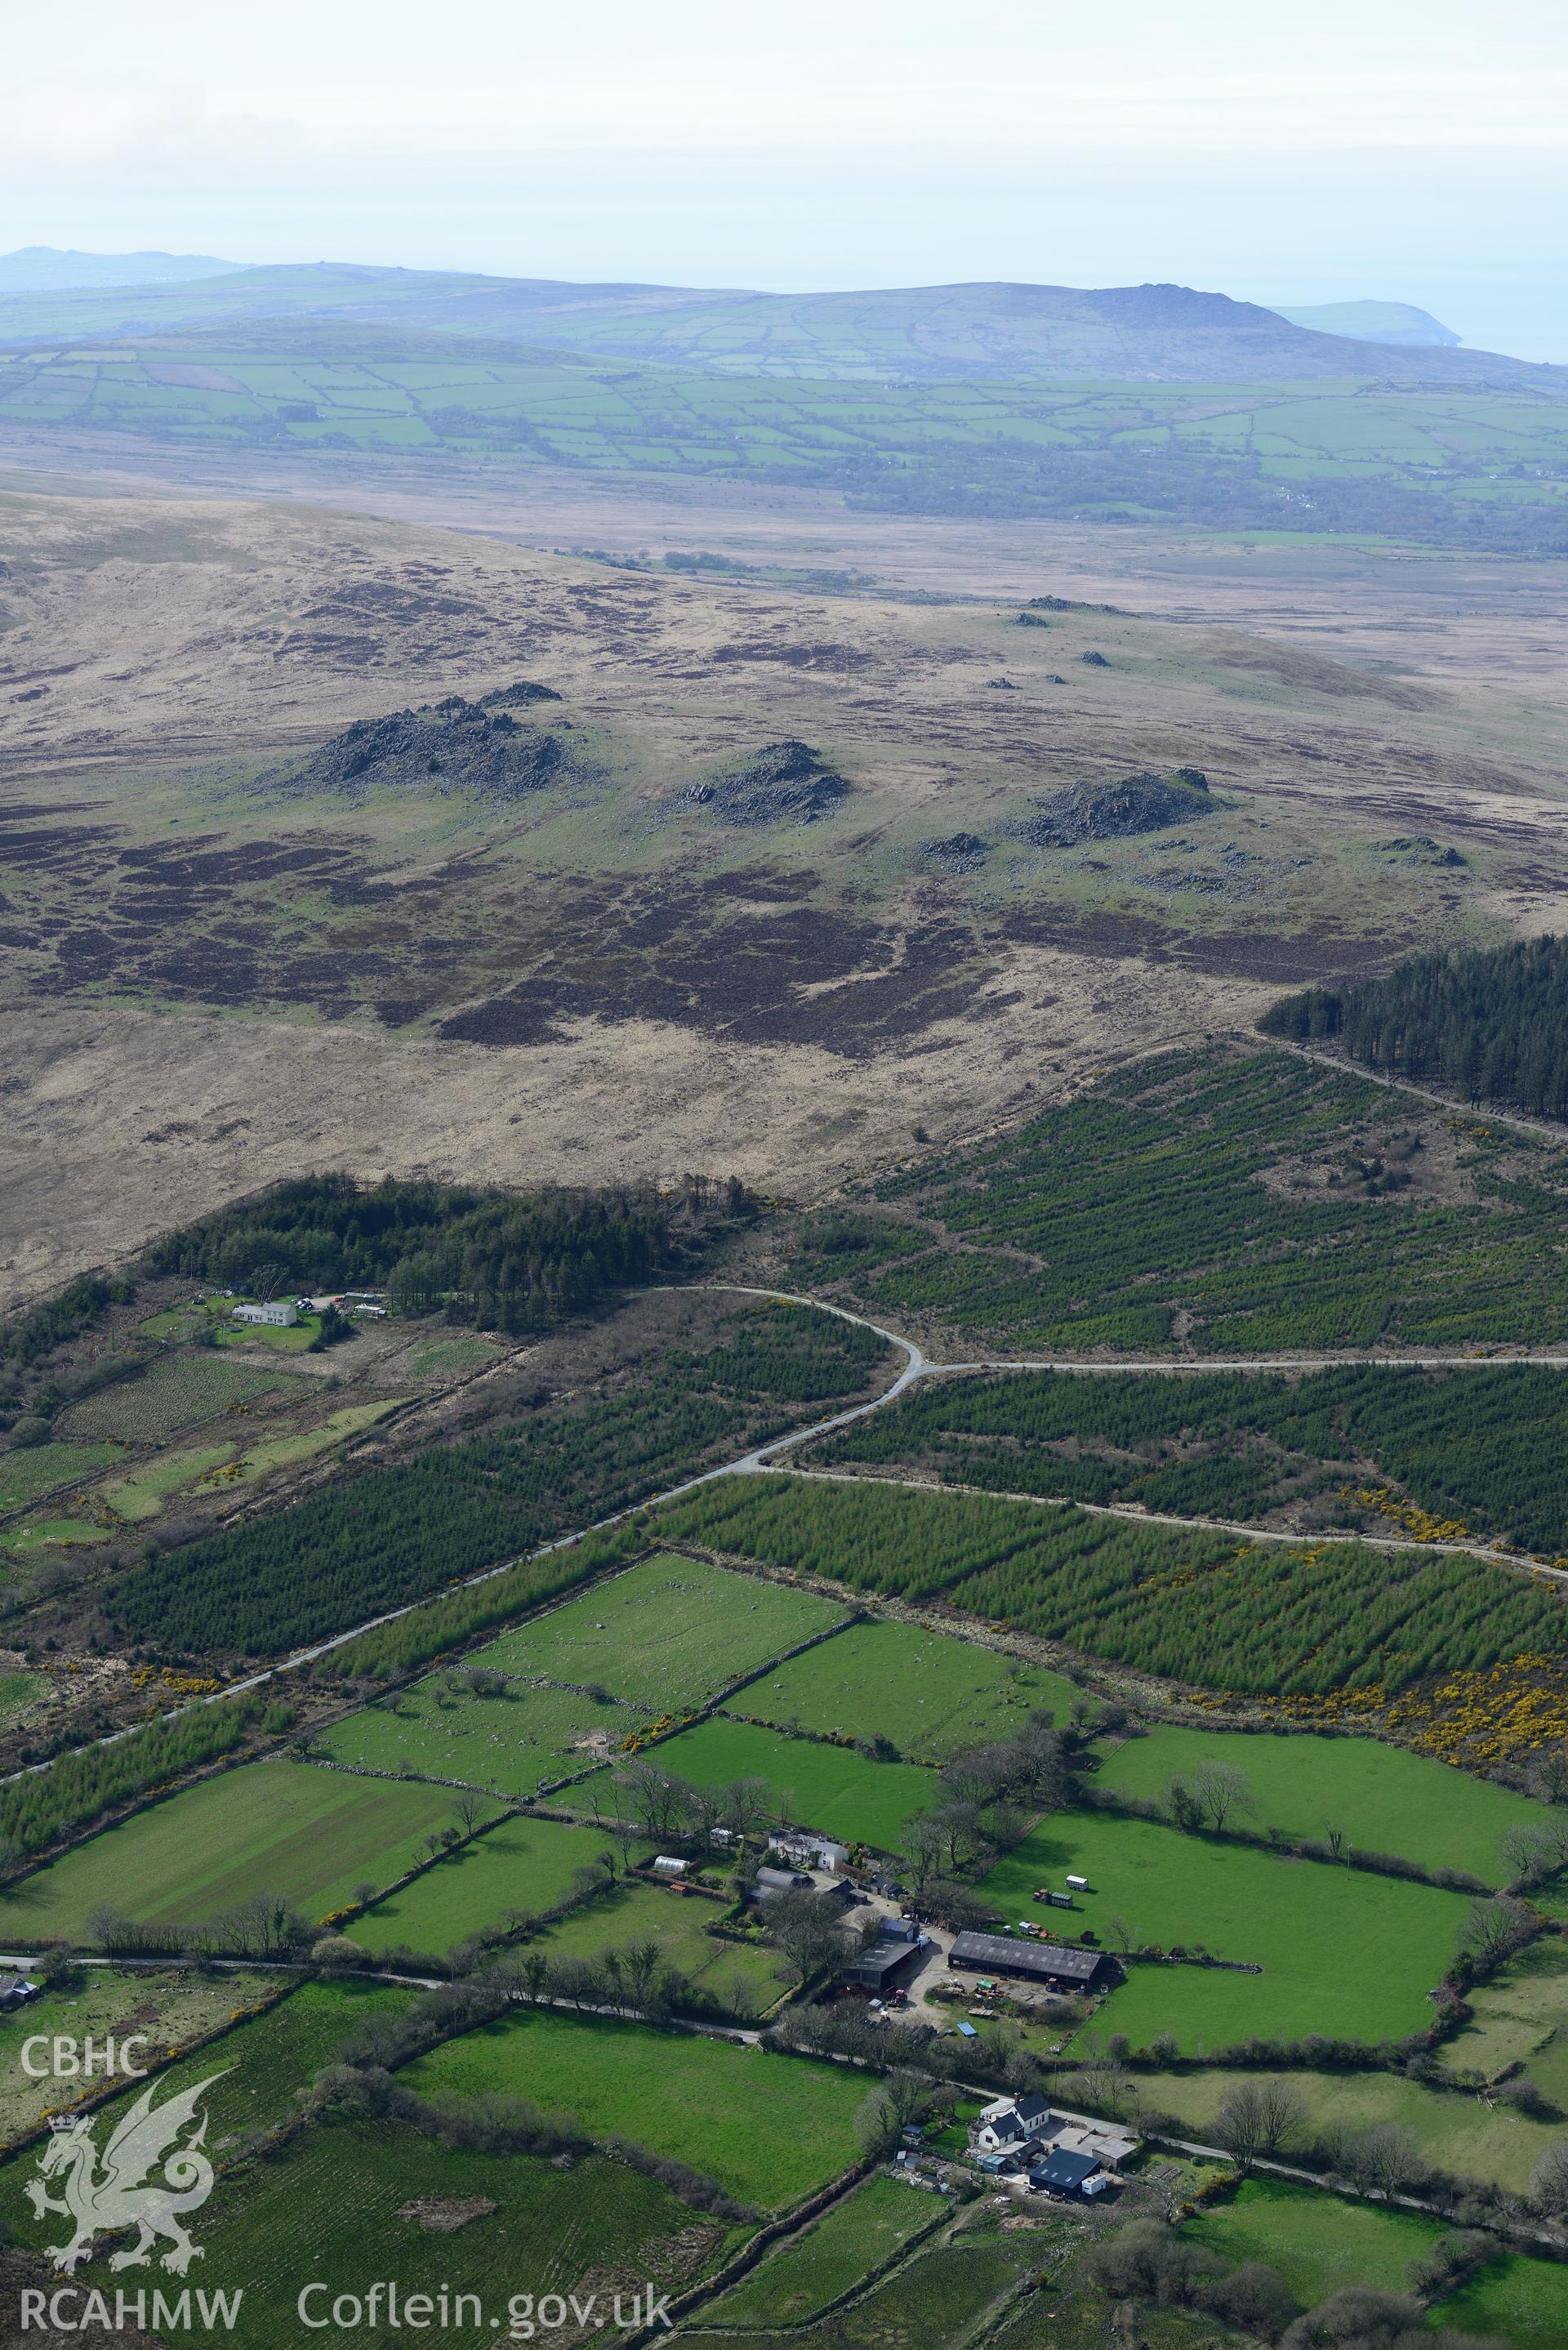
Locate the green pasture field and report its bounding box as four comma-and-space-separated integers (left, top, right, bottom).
1438, 2252, 1568, 2350
705, 2233, 1036, 2350
0, 1670, 47, 1723
731, 1620, 1080, 1760
0, 1516, 110, 1554
1183, 2177, 1442, 2306
1443, 1938, 1568, 2105
652, 1717, 939, 1849
979, 1810, 1472, 2051
352, 1816, 617, 1954
405, 2009, 866, 2207
0, 1759, 495, 1942
0, 1441, 124, 1513
652, 1470, 1562, 1699
0, 1966, 287, 2146
702, 2172, 945, 2325
0, 2116, 718, 2348
1111, 2058, 1558, 2196
470, 1553, 848, 1712
317, 1674, 652, 1794
849, 1047, 1568, 1354
1096, 1724, 1548, 1882
1000, 2285, 1263, 2350
524, 1876, 786, 2012
59, 1352, 308, 1442
100, 1442, 238, 1520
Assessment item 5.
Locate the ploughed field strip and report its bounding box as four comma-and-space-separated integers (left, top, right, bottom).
811, 1046, 1568, 1354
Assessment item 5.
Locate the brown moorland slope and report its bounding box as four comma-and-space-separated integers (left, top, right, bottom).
2, 484, 1566, 1309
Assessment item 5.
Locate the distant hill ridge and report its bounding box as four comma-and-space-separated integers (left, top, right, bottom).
0, 259, 1553, 389
0, 246, 237, 292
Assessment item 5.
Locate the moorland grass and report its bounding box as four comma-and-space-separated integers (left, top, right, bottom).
353, 1817, 617, 1955
1096, 1724, 1548, 1883
0, 1966, 288, 2143
732, 1620, 1080, 1760
471, 1553, 847, 1712
0, 2117, 714, 2347
404, 2009, 865, 2207
979, 1810, 1472, 2051
652, 1717, 939, 1849
0, 1759, 496, 1942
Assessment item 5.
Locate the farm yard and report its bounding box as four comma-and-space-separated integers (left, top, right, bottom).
0, 1759, 492, 1942
980, 1810, 1474, 2049
406, 2009, 867, 2208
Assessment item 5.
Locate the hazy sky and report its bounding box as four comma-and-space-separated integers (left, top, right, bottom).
7, 0, 1568, 355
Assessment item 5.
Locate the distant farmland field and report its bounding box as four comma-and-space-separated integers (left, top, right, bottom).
732, 1619, 1080, 1760
653, 1716, 938, 1849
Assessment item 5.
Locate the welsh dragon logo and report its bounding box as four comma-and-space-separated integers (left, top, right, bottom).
25, 2071, 226, 2275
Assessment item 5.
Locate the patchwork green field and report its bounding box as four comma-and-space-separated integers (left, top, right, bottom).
318, 1676, 652, 1795
472, 1554, 847, 1713
405, 2009, 866, 2208
4, 315, 1568, 548
702, 2174, 944, 2325
0, 1760, 495, 1942
809, 1362, 1568, 1557
979, 1810, 1472, 2051
653, 1473, 1562, 1697
730, 1620, 1081, 1760
1096, 1724, 1549, 1882
1444, 1938, 1568, 2107
1438, 2252, 1568, 2350
652, 1717, 938, 1849
353, 1816, 617, 1955
0, 1966, 289, 2146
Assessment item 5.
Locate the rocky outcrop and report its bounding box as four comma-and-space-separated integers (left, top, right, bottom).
1015, 769, 1214, 849
684, 739, 851, 826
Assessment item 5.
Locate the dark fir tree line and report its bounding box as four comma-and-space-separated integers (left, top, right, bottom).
1260, 936, 1568, 1120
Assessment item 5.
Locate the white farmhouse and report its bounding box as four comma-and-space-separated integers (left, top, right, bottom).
233, 1301, 299, 1328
